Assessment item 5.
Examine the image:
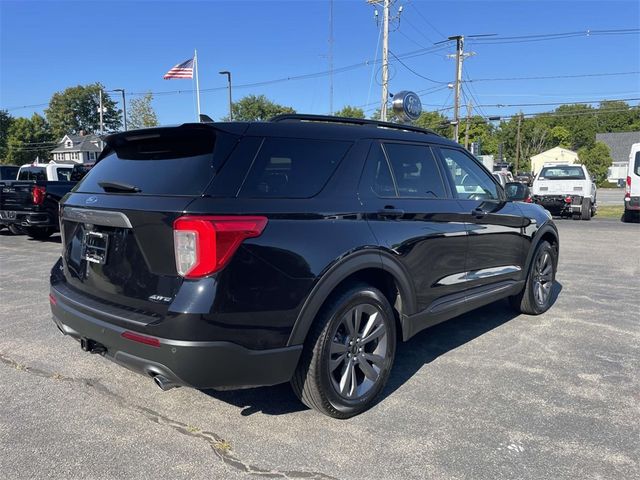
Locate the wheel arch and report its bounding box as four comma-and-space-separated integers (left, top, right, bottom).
525, 222, 559, 274
286, 250, 416, 346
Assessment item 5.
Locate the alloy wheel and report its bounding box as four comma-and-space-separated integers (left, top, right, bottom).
533, 250, 553, 306
328, 303, 389, 400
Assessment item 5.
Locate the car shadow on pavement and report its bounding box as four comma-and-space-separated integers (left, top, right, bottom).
202, 282, 562, 417
26, 234, 61, 244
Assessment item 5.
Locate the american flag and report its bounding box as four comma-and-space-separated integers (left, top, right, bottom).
163, 58, 194, 79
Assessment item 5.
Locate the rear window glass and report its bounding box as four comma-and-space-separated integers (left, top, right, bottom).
539, 166, 585, 179
239, 137, 351, 198
56, 168, 73, 181
18, 167, 46, 181
635, 151, 640, 176
383, 143, 447, 199
76, 127, 229, 196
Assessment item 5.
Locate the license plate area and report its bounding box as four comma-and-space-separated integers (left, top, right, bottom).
82, 230, 109, 265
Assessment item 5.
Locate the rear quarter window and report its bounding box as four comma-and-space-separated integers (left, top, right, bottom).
238, 137, 352, 198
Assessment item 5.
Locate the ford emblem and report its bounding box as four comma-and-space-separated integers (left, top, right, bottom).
86, 196, 98, 205
392, 90, 423, 122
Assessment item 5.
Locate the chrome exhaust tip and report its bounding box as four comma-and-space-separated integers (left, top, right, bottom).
153, 374, 179, 391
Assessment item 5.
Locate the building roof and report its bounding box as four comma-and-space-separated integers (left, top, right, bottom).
50, 133, 102, 153
595, 131, 640, 164
530, 146, 578, 160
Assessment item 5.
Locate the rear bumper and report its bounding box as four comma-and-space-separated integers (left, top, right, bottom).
50, 285, 302, 389
0, 210, 55, 227
533, 195, 584, 214
624, 196, 640, 211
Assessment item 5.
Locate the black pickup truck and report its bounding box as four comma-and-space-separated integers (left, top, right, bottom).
0, 163, 93, 239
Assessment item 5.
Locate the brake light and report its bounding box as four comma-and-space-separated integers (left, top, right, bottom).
625, 176, 631, 199
525, 195, 532, 203
173, 216, 268, 278
565, 196, 572, 204
32, 185, 46, 205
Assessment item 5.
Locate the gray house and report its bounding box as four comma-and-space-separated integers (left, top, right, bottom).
596, 131, 640, 184
50, 133, 102, 164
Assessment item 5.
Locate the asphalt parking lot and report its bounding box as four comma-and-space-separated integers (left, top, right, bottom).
1, 218, 638, 480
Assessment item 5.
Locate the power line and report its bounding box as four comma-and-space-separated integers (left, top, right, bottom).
471, 96, 640, 109
468, 28, 640, 45
466, 71, 640, 82
388, 50, 448, 83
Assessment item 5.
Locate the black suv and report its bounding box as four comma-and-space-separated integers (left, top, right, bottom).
50, 115, 559, 418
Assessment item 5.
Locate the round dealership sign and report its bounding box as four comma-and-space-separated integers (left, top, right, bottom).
392, 90, 422, 122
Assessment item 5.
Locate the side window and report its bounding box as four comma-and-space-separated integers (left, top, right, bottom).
57, 168, 73, 181
383, 143, 447, 199
439, 147, 499, 200
239, 137, 351, 198
369, 143, 396, 197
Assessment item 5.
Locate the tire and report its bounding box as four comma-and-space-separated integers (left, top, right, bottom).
8, 224, 24, 235
291, 284, 397, 419
25, 227, 54, 240
509, 240, 556, 315
581, 198, 592, 220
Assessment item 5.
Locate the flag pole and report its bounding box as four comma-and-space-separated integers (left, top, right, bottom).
194, 49, 201, 120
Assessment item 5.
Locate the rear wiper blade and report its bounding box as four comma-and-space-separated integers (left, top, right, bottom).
98, 181, 141, 193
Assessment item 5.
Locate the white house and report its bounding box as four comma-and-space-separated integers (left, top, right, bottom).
50, 133, 102, 164
530, 147, 579, 175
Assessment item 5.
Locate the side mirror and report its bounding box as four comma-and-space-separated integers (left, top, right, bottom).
504, 182, 522, 201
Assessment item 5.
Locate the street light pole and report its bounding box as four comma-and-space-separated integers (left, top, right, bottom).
113, 88, 127, 131
219, 71, 233, 120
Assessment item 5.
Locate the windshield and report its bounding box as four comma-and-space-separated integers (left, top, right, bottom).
539, 166, 585, 180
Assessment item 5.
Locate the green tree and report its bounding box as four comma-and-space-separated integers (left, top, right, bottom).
0, 110, 14, 164
45, 83, 121, 140
5, 113, 54, 165
334, 105, 365, 119
127, 93, 159, 130
577, 141, 612, 186
463, 116, 498, 155
414, 111, 453, 138
227, 95, 295, 121
549, 125, 571, 148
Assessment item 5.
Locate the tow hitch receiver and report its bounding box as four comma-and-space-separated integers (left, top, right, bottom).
80, 337, 107, 354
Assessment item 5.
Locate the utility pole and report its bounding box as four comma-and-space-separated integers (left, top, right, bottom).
219, 71, 233, 120
464, 101, 473, 151
515, 112, 523, 173
98, 88, 104, 150
447, 35, 475, 142
113, 89, 127, 131
328, 0, 334, 115
380, 0, 390, 121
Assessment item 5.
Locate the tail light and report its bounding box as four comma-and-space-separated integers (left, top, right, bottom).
525, 195, 532, 203
173, 216, 268, 278
565, 196, 572, 204
625, 176, 631, 199
32, 185, 46, 205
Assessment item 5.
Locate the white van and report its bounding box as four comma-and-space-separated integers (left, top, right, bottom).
623, 143, 640, 222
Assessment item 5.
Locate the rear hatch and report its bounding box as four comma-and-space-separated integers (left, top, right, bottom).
533, 179, 583, 195
59, 124, 243, 315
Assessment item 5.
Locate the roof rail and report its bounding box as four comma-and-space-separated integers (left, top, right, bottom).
270, 114, 441, 137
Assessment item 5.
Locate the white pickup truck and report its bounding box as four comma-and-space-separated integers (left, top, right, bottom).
531, 163, 597, 220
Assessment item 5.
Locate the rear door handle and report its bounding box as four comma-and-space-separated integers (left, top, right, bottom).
378, 207, 404, 219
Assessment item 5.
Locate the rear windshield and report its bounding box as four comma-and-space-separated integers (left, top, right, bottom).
635, 152, 640, 176
239, 137, 352, 198
76, 127, 230, 196
18, 167, 46, 181
539, 166, 585, 180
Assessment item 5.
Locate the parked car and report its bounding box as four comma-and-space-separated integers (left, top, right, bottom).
0, 162, 91, 239
531, 163, 596, 220
505, 181, 532, 203
515, 172, 533, 186
623, 143, 640, 223
492, 171, 512, 188
0, 165, 19, 180
49, 115, 559, 418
